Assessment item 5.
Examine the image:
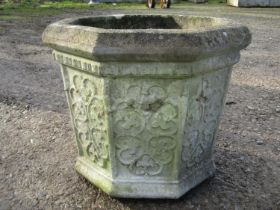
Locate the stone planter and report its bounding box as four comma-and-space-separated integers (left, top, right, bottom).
42, 14, 251, 198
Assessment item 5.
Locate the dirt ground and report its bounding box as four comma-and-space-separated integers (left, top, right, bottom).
0, 5, 280, 210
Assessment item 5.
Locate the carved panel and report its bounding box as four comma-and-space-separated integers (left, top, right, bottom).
63, 67, 110, 169
111, 79, 184, 176
182, 69, 230, 168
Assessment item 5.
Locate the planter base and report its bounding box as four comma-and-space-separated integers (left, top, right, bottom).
76, 157, 215, 198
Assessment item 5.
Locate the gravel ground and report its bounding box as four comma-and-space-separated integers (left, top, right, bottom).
0, 5, 280, 210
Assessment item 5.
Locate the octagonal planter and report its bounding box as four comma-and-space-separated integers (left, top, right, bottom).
42, 14, 251, 198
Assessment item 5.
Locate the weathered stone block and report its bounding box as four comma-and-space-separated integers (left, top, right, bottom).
42, 14, 251, 198
227, 0, 280, 7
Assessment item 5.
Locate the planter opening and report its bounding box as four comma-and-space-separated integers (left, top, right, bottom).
71, 15, 221, 30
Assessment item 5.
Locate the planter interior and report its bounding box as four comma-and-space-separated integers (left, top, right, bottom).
72, 15, 219, 29
42, 14, 251, 198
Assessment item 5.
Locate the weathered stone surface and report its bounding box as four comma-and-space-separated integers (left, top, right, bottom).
42, 14, 251, 198
227, 0, 280, 7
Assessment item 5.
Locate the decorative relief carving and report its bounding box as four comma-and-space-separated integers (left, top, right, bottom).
65, 70, 109, 168
63, 63, 228, 176
147, 104, 178, 135
112, 80, 182, 176
182, 70, 228, 168
54, 52, 94, 73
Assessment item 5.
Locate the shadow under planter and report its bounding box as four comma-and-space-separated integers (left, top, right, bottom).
42, 14, 251, 199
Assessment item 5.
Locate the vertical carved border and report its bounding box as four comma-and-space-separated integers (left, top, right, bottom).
181, 68, 231, 173
61, 65, 111, 173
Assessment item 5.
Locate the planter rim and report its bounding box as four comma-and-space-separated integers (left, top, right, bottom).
42, 14, 251, 62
